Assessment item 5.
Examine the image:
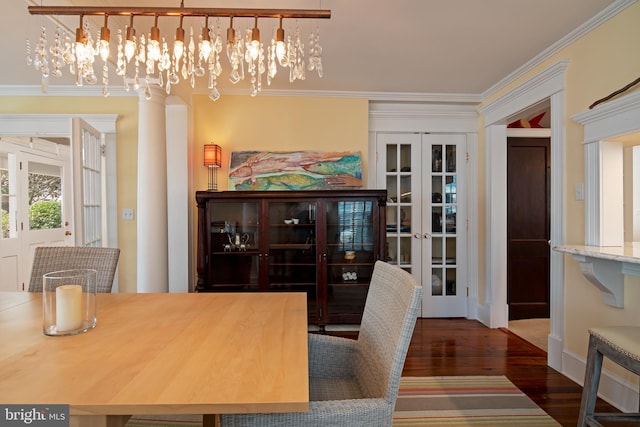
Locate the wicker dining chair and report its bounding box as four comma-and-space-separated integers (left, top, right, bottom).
217, 260, 422, 427
28, 246, 120, 293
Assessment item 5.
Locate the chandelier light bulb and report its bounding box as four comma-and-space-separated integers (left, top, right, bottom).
148, 16, 161, 61
124, 18, 136, 61
75, 27, 87, 62
200, 17, 212, 62
98, 15, 110, 61
248, 17, 260, 60
174, 29, 185, 61
275, 20, 286, 65
226, 23, 236, 61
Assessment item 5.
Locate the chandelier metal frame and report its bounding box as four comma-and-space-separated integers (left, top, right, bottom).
28, 6, 331, 20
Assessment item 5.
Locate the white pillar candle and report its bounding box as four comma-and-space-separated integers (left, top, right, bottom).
56, 284, 83, 332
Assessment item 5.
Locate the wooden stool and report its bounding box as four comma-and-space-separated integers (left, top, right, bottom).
578, 326, 640, 426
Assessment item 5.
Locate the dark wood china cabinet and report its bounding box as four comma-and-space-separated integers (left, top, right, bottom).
196, 190, 387, 329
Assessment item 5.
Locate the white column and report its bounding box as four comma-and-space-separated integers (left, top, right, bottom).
137, 86, 169, 292
166, 97, 190, 293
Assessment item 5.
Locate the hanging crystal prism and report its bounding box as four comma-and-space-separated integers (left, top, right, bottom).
308, 25, 323, 78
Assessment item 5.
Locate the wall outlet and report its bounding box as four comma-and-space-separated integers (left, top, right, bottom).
122, 208, 135, 221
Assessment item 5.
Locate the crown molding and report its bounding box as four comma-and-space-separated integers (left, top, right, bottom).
195, 87, 483, 104
0, 84, 136, 97
3, 0, 634, 105
481, 0, 637, 100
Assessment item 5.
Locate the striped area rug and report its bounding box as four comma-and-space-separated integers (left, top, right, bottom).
394, 375, 560, 426
127, 375, 560, 427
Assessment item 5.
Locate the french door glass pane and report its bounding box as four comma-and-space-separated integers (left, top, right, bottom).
385, 142, 414, 275
81, 128, 102, 246
431, 141, 459, 296
28, 161, 62, 231
1, 153, 17, 239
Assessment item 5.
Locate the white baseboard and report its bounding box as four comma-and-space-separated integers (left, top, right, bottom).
562, 348, 639, 413
466, 296, 479, 320
476, 303, 491, 327
547, 334, 563, 371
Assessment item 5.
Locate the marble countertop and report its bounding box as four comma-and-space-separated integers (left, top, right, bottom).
554, 243, 640, 307
553, 243, 640, 264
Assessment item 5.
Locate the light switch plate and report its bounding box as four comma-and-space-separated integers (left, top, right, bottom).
574, 183, 584, 201
122, 208, 135, 221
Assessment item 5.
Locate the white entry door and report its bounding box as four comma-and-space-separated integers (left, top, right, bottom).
20, 152, 73, 288
0, 139, 72, 291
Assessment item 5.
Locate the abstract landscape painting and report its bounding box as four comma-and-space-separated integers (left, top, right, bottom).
228, 150, 363, 190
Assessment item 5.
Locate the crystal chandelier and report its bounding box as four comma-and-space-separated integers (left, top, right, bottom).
26, 3, 330, 100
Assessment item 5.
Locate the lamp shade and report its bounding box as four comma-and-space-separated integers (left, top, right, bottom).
204, 143, 222, 167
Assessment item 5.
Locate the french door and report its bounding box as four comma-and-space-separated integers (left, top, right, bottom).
376, 132, 467, 317
0, 141, 72, 291
0, 118, 107, 291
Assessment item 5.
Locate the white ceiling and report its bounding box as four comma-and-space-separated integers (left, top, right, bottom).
1, 0, 619, 101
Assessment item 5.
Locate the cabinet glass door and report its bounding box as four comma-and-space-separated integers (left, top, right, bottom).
325, 199, 376, 321
268, 201, 318, 318
208, 201, 260, 290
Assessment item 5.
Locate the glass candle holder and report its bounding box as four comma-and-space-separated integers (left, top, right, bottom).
43, 269, 97, 336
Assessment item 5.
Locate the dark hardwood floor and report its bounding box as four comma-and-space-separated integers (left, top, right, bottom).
399, 318, 631, 427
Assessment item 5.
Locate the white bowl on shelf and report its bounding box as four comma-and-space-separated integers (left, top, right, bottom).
284, 219, 293, 224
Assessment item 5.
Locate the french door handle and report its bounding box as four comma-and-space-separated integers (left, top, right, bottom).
414, 233, 421, 239
424, 233, 431, 239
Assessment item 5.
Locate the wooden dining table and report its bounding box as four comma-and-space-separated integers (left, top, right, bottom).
0, 292, 309, 427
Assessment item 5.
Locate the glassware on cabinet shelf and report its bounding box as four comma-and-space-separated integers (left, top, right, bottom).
208, 201, 260, 289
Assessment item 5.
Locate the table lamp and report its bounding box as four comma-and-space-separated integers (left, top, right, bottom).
204, 143, 222, 191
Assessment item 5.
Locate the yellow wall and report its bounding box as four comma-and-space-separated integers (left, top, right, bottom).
478, 2, 640, 371
0, 93, 368, 294
192, 95, 370, 192
0, 96, 139, 292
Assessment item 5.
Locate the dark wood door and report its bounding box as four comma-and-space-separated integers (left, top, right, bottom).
507, 138, 550, 320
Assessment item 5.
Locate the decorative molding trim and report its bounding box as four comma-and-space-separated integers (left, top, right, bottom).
0, 113, 118, 134
572, 254, 625, 307
506, 128, 552, 138
0, 84, 483, 104
549, 90, 566, 371
368, 102, 478, 132
3, 1, 633, 106
0, 84, 136, 98
205, 87, 483, 103
480, 60, 569, 125
481, 0, 637, 100
572, 90, 640, 143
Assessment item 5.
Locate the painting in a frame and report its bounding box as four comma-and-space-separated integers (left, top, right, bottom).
228, 150, 363, 190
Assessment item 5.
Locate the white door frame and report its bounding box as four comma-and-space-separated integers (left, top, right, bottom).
0, 114, 118, 289
478, 60, 568, 371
